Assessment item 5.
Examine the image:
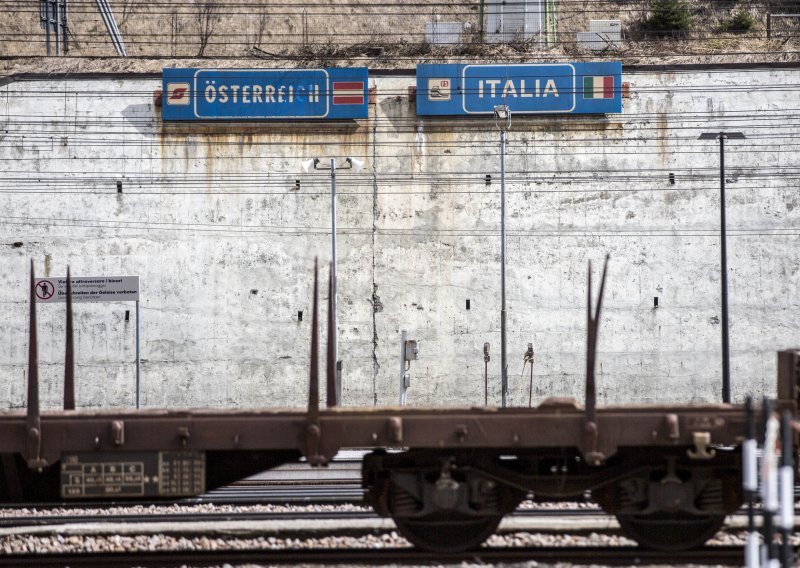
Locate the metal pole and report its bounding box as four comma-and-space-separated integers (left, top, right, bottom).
45, 1, 52, 55
500, 129, 508, 408
330, 158, 341, 406
484, 358, 488, 405
527, 343, 534, 408
719, 134, 731, 404
483, 342, 490, 405
478, 0, 485, 41
62, 0, 69, 54
399, 330, 407, 405
779, 410, 794, 567
54, 0, 61, 55
762, 398, 778, 565
64, 266, 75, 410
135, 299, 140, 409
743, 396, 759, 568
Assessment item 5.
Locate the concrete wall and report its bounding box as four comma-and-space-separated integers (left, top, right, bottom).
0, 66, 798, 410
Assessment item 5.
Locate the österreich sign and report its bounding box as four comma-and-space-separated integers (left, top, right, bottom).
416, 62, 622, 115
162, 68, 369, 121
34, 276, 139, 303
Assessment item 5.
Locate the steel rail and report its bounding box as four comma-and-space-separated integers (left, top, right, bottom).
0, 506, 616, 529
0, 502, 792, 529
0, 545, 747, 566
195, 484, 365, 503
0, 484, 366, 510
0, 509, 377, 528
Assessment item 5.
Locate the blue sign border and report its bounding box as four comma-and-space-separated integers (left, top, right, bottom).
461, 63, 577, 114
416, 62, 622, 116
193, 69, 330, 120
162, 67, 369, 121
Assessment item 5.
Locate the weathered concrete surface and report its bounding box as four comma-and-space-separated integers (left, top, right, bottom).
0, 67, 797, 409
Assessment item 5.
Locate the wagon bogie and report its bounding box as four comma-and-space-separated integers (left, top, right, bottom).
362, 449, 526, 551
361, 444, 744, 552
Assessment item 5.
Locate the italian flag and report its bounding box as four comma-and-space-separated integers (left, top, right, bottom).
583, 76, 614, 99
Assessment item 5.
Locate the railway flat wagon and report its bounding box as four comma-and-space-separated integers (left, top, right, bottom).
1, 259, 797, 552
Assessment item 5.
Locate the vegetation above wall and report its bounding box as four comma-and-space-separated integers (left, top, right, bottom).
0, 0, 797, 74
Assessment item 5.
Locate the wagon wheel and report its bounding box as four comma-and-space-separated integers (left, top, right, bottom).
616, 512, 725, 551
393, 512, 502, 552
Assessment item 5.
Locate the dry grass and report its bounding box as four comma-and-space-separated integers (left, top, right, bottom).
0, 0, 797, 75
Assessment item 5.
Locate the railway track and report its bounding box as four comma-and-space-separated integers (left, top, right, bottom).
0, 461, 792, 567
0, 479, 778, 567
0, 544, 747, 567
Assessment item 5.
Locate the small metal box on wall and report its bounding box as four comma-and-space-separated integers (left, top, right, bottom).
578, 20, 622, 51
486, 0, 544, 43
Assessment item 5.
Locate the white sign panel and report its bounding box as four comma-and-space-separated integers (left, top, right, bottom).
34, 276, 139, 303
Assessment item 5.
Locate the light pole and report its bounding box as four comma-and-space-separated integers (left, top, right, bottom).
494, 105, 511, 408
698, 131, 745, 404
302, 156, 365, 406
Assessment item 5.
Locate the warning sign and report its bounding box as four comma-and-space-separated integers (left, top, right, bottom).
35, 280, 55, 301
34, 276, 139, 303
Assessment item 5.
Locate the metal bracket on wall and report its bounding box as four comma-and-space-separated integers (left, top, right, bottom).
40, 0, 69, 56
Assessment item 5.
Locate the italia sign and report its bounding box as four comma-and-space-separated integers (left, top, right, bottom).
416, 62, 622, 115
162, 68, 369, 121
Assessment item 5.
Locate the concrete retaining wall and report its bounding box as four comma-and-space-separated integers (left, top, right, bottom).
0, 66, 797, 409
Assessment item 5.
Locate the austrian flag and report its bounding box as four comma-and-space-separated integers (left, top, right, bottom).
332, 81, 365, 105
583, 75, 614, 99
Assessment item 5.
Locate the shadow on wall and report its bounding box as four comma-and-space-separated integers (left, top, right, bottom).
121, 103, 157, 135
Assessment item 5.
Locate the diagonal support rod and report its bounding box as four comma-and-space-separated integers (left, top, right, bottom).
304, 259, 327, 466
307, 260, 320, 424
64, 266, 75, 410
583, 255, 610, 465
94, 0, 128, 56
326, 263, 337, 408
26, 260, 46, 469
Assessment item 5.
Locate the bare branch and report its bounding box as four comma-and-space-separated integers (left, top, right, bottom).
195, 1, 220, 57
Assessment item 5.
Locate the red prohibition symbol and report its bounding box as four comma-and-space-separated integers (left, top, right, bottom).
35, 280, 55, 300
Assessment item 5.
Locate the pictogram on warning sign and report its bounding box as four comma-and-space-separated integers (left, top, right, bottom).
35, 280, 55, 300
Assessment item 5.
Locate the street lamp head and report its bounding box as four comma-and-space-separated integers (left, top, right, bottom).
698, 132, 746, 140
346, 157, 365, 172
494, 104, 511, 132
493, 105, 510, 120
301, 158, 319, 173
